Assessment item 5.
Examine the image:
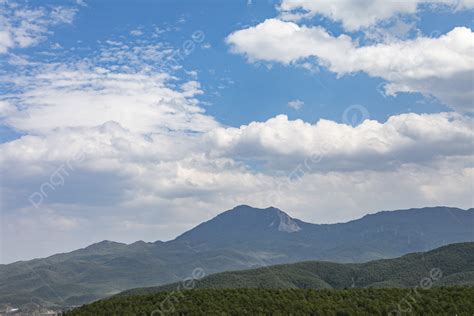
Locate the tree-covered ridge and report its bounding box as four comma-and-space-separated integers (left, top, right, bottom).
121, 242, 474, 296
65, 287, 474, 315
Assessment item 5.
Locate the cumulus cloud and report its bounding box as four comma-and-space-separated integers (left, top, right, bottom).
0, 1, 77, 53
205, 113, 474, 171
279, 0, 474, 31
3, 111, 471, 178
1, 111, 472, 207
226, 19, 474, 112
226, 19, 353, 64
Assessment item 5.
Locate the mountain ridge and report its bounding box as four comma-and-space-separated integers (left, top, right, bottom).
3, 205, 470, 266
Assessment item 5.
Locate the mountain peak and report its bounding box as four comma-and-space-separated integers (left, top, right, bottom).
174, 205, 303, 244
221, 205, 301, 232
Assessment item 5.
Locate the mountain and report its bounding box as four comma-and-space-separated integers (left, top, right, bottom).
1, 205, 473, 309
121, 242, 474, 295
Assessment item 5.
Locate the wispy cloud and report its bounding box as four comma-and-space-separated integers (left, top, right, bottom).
0, 1, 77, 53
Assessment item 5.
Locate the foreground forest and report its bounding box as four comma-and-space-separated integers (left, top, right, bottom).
65, 287, 474, 315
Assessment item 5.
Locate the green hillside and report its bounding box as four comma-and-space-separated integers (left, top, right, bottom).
65, 287, 474, 315
121, 242, 474, 295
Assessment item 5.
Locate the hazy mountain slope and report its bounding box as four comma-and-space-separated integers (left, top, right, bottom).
120, 242, 474, 295
0, 205, 472, 308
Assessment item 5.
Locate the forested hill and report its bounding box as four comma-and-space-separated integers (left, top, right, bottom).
67, 288, 474, 315
121, 242, 474, 296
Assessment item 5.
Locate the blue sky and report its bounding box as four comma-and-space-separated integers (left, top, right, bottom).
0, 0, 473, 263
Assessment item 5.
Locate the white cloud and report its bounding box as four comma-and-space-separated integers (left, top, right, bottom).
279, 0, 474, 31
205, 112, 474, 171
227, 19, 353, 64
3, 67, 217, 135
0, 2, 77, 53
226, 19, 474, 112
2, 111, 471, 177
0, 100, 16, 117
0, 31, 13, 53
288, 99, 304, 110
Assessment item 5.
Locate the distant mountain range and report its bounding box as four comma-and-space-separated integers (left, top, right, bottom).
1, 205, 473, 308
121, 242, 474, 296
